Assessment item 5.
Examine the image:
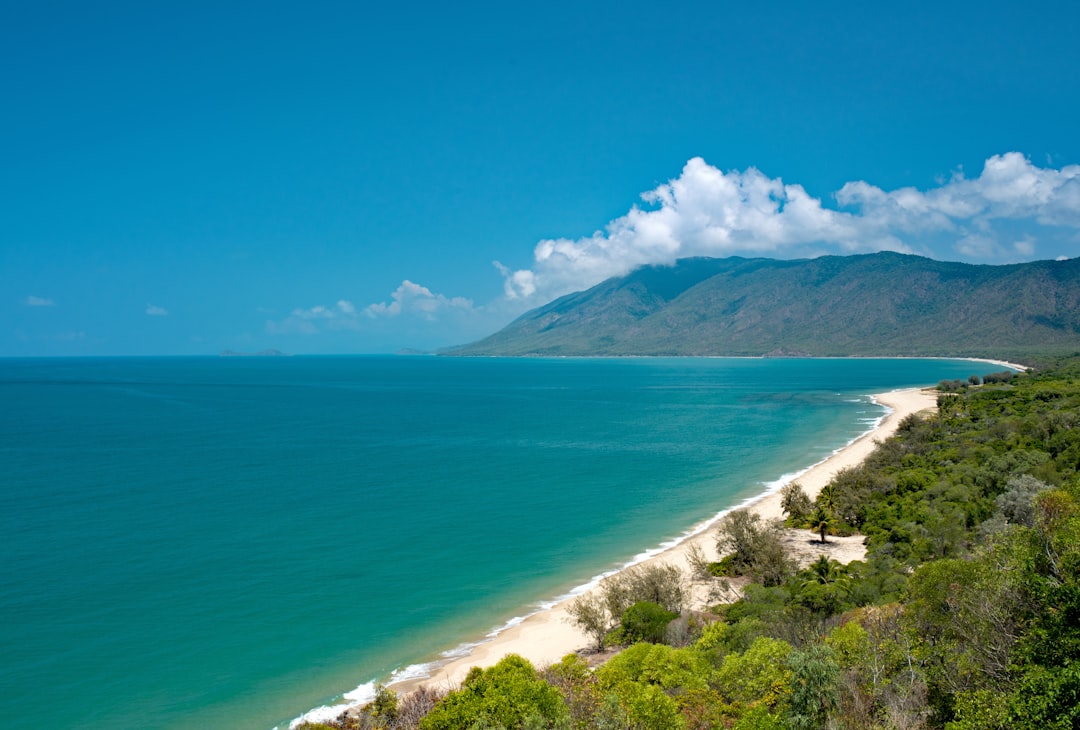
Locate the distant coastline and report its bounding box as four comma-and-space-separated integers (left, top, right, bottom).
219, 348, 290, 357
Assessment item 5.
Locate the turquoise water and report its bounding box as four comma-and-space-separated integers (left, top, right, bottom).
0, 356, 989, 729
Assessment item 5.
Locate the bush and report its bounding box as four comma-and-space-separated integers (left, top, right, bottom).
995, 474, 1051, 527
785, 645, 840, 730
598, 642, 712, 693
567, 562, 686, 650
716, 510, 796, 587
620, 601, 679, 644
419, 655, 569, 730
781, 483, 813, 525
715, 636, 794, 708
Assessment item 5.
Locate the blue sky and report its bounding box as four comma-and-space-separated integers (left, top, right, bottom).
4, 1, 1080, 355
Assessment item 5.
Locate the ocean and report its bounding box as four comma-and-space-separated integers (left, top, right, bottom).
0, 356, 990, 729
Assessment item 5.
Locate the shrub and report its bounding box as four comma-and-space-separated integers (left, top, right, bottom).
715, 510, 796, 587
781, 482, 813, 525
567, 562, 686, 650
715, 636, 794, 708
620, 601, 679, 644
419, 655, 569, 730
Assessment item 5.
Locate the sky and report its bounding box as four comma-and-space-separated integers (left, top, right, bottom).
4, 1, 1080, 356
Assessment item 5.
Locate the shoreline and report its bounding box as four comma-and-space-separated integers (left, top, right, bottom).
290, 386, 939, 727
438, 354, 1031, 373
397, 387, 936, 690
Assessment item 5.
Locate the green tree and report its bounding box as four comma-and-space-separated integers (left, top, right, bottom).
780, 482, 812, 524
619, 601, 678, 644
542, 656, 603, 730
566, 593, 610, 651
567, 563, 686, 650
419, 655, 569, 730
816, 484, 836, 512
804, 555, 844, 586
608, 682, 686, 729
785, 645, 840, 730
902, 547, 1023, 700
809, 505, 832, 544
597, 642, 712, 694
597, 643, 707, 729
714, 636, 794, 709
792, 555, 850, 615
715, 510, 796, 587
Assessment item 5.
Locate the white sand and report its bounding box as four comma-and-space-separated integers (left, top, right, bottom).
385, 387, 937, 696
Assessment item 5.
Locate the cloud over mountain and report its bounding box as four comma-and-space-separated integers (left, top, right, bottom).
498, 153, 1080, 304
273, 152, 1080, 351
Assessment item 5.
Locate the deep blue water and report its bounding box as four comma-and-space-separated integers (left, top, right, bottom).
0, 356, 992, 729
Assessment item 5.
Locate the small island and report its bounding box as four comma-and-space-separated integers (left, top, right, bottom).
219, 348, 290, 357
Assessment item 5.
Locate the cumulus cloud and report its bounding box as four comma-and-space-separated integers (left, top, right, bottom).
146, 304, 169, 316
364, 280, 474, 319
267, 151, 1080, 349
289, 300, 357, 321
266, 299, 359, 334
24, 295, 56, 307
499, 152, 1080, 304
837, 152, 1080, 232
266, 285, 480, 338
1013, 237, 1037, 257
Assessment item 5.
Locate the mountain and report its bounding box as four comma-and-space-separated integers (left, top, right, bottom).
445, 253, 1080, 359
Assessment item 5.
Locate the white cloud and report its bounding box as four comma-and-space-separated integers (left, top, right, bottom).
955, 235, 1003, 259
495, 152, 1080, 304
364, 280, 474, 319
500, 157, 911, 302
146, 304, 169, 316
266, 284, 479, 339
24, 295, 56, 307
267, 299, 358, 334
264, 152, 1080, 350
838, 152, 1080, 238
1013, 237, 1037, 256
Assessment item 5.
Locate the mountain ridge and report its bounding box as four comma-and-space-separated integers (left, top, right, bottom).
445, 253, 1080, 360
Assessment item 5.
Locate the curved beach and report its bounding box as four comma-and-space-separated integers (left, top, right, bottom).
377, 387, 936, 699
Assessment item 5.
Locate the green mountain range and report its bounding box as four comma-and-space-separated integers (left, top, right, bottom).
446, 253, 1080, 360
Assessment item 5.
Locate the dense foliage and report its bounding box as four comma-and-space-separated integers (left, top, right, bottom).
303, 358, 1080, 729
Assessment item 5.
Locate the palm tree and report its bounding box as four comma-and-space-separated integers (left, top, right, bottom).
810, 505, 832, 544
805, 555, 844, 585
801, 555, 851, 607
816, 484, 836, 512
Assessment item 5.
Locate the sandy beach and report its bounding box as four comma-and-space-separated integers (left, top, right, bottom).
383, 386, 938, 697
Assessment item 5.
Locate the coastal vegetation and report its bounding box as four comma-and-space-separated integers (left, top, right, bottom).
444, 253, 1080, 361
301, 357, 1080, 729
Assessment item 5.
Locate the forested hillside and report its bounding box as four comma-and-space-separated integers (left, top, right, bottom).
446, 253, 1080, 360
303, 357, 1080, 730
